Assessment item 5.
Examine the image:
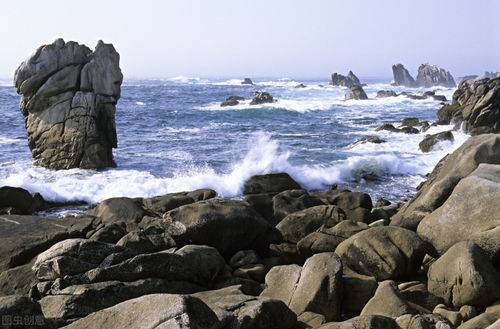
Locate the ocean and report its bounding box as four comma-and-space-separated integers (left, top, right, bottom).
0, 76, 468, 216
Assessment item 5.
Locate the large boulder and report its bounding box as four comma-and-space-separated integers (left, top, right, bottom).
243, 173, 301, 195
330, 71, 361, 87
418, 131, 454, 152
60, 293, 221, 329
322, 191, 373, 223
221, 96, 245, 107
0, 186, 47, 215
427, 242, 500, 308
391, 134, 500, 230
194, 285, 297, 329
392, 64, 416, 87
361, 281, 420, 318
250, 91, 274, 105
335, 226, 429, 280
0, 215, 97, 271
14, 39, 122, 170
272, 190, 324, 221
417, 164, 500, 262
0, 295, 46, 329
437, 77, 500, 134
261, 253, 343, 321
345, 85, 368, 100
162, 198, 279, 258
416, 64, 456, 88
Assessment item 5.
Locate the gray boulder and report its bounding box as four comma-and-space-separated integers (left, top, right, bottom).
418, 131, 454, 152
392, 134, 500, 230
14, 39, 122, 170
417, 164, 500, 262
416, 64, 456, 88
261, 253, 343, 322
330, 71, 361, 87
392, 64, 416, 87
437, 77, 500, 134
142, 194, 195, 215
0, 295, 46, 329
361, 281, 420, 318
60, 293, 221, 329
243, 173, 301, 195
335, 226, 429, 280
427, 242, 500, 308
345, 85, 368, 100
250, 91, 274, 105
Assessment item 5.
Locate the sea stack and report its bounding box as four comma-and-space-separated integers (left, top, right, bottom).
14, 39, 123, 170
391, 64, 416, 87
330, 71, 361, 87
416, 64, 456, 88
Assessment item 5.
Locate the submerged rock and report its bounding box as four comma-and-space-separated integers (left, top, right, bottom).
416, 64, 456, 87
14, 39, 123, 170
345, 85, 368, 100
392, 64, 416, 87
250, 91, 275, 105
330, 71, 361, 87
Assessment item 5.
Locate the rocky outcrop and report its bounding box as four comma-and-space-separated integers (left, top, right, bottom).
485, 71, 500, 79
221, 96, 244, 107
436, 77, 500, 134
14, 39, 122, 170
345, 85, 368, 100
391, 134, 500, 230
250, 91, 275, 105
241, 78, 254, 85
330, 71, 361, 87
392, 64, 416, 87
416, 64, 456, 88
418, 131, 454, 152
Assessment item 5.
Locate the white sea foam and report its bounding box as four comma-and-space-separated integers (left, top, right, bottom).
135, 101, 145, 105
167, 76, 209, 84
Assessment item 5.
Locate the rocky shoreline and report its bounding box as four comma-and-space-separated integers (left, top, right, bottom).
1, 40, 499, 329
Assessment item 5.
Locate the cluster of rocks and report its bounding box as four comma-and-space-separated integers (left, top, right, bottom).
1, 134, 499, 328
220, 92, 275, 107
375, 117, 431, 135
436, 77, 500, 134
330, 71, 362, 87
376, 90, 447, 102
14, 39, 123, 170
392, 64, 456, 88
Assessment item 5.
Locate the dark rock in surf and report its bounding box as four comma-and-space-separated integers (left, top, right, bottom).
295, 83, 307, 88
14, 38, 123, 170
250, 91, 275, 105
345, 85, 368, 100
221, 96, 245, 107
392, 64, 416, 87
354, 135, 386, 145
241, 78, 254, 85
0, 186, 46, 215
418, 131, 454, 152
330, 71, 361, 87
416, 64, 456, 87
243, 173, 301, 195
376, 90, 398, 98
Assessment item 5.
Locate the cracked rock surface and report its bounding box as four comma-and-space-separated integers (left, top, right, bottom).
14, 38, 123, 170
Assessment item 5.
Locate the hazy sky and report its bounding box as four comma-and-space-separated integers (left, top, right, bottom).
1, 0, 498, 79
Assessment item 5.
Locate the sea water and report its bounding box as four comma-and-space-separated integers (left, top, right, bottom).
0, 77, 468, 215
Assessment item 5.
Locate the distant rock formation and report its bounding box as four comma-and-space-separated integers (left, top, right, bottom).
241, 78, 254, 85
250, 91, 275, 105
294, 83, 306, 88
416, 64, 456, 88
392, 64, 416, 87
330, 71, 361, 87
437, 77, 500, 134
14, 39, 122, 170
345, 85, 368, 100
485, 71, 500, 79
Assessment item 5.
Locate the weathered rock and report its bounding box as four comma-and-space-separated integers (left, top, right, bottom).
14, 39, 122, 169
221, 95, 245, 107
342, 268, 378, 313
398, 281, 444, 313
88, 222, 126, 243
392, 64, 416, 87
0, 215, 96, 271
243, 173, 301, 195
361, 281, 420, 318
142, 194, 194, 215
418, 131, 454, 152
229, 250, 261, 269
296, 232, 345, 258
272, 190, 324, 221
250, 91, 274, 105
330, 71, 361, 87
194, 285, 297, 329
392, 134, 500, 230
335, 226, 429, 280
345, 85, 368, 100
433, 94, 447, 101
60, 293, 221, 329
233, 264, 267, 283
436, 77, 500, 134
318, 315, 398, 329
457, 311, 500, 329
162, 198, 279, 258
116, 226, 176, 254
395, 314, 454, 329
91, 197, 147, 230
0, 295, 46, 329
322, 191, 373, 223
241, 78, 254, 85
295, 83, 307, 88
376, 123, 401, 133
416, 64, 456, 88
400, 118, 422, 127
244, 192, 278, 225
353, 135, 386, 145
427, 241, 500, 308
85, 245, 226, 288
485, 71, 500, 79
0, 186, 47, 215
433, 304, 463, 327
417, 164, 500, 262
0, 261, 37, 296
262, 253, 343, 322
376, 90, 398, 98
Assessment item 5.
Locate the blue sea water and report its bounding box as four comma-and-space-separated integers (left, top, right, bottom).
0, 76, 468, 215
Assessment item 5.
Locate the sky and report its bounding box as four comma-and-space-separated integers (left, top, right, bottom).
1, 0, 499, 80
